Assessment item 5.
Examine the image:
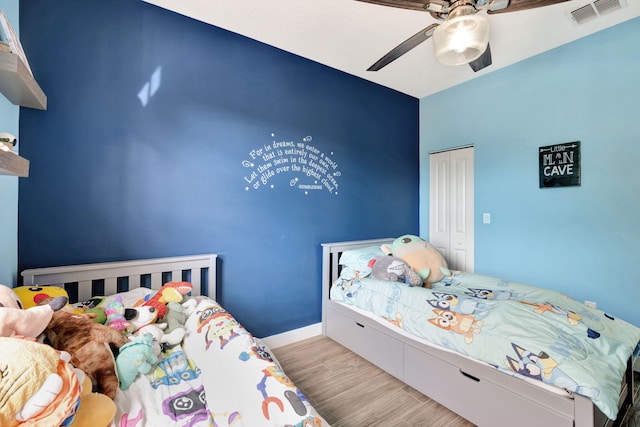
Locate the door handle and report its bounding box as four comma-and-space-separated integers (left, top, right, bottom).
459, 370, 480, 382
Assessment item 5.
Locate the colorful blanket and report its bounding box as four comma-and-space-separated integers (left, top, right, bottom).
112, 296, 325, 427
331, 272, 640, 420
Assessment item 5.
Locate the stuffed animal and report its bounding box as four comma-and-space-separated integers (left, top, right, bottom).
116, 333, 158, 390
85, 306, 107, 324
382, 235, 451, 287
70, 371, 116, 427
368, 255, 423, 286
0, 337, 81, 427
44, 309, 129, 399
104, 296, 132, 333
134, 322, 185, 355
165, 301, 187, 333
0, 284, 68, 338
135, 281, 192, 319
127, 305, 158, 331
12, 285, 69, 309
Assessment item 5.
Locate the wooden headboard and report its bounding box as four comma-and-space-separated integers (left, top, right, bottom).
21, 253, 218, 303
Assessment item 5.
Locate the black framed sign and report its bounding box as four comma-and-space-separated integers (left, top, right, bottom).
539, 141, 581, 188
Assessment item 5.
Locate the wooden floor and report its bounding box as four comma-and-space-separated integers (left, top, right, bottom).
272, 335, 476, 427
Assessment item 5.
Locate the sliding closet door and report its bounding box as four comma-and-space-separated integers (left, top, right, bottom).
429, 147, 474, 272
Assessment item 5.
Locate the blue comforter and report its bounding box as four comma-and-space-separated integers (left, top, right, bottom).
331, 272, 640, 420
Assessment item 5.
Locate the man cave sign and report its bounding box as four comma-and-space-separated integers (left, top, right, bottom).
539, 141, 581, 188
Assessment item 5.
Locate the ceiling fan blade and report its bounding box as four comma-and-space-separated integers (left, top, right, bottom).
354, 0, 431, 11
488, 0, 572, 14
367, 23, 438, 71
468, 43, 492, 72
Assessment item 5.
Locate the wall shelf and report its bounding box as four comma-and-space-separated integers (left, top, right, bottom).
0, 146, 29, 177
0, 50, 46, 110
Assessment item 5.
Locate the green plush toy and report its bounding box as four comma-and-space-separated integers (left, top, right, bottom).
85, 307, 107, 324
115, 333, 158, 390
164, 301, 186, 334
382, 234, 450, 287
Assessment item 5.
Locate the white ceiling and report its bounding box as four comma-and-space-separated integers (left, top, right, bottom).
142, 0, 639, 98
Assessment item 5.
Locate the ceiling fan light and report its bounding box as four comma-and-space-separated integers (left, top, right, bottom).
433, 8, 490, 66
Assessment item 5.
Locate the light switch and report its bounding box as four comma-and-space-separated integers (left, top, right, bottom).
483, 213, 491, 224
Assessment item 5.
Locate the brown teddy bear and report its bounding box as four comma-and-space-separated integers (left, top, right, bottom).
44, 309, 129, 399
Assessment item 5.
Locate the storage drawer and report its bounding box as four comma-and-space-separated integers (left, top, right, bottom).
403, 344, 574, 427
326, 305, 403, 379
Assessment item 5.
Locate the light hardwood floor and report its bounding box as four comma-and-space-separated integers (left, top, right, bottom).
272, 335, 476, 427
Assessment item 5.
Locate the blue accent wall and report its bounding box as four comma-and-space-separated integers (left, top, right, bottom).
420, 18, 640, 327
0, 0, 19, 286
17, 0, 419, 336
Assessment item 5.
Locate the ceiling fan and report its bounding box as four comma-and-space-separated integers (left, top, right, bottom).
359, 0, 571, 72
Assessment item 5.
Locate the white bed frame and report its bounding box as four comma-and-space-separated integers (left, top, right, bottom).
322, 239, 634, 427
21, 253, 218, 303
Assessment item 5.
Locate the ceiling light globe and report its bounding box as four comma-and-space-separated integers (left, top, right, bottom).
433, 8, 490, 66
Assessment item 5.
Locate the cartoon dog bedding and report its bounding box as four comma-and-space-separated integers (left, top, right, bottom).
331, 270, 640, 421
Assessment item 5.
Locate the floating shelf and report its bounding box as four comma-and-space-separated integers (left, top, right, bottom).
0, 146, 29, 177
0, 50, 46, 110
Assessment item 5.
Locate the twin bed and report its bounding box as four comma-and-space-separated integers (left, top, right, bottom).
13, 253, 326, 427
321, 238, 640, 427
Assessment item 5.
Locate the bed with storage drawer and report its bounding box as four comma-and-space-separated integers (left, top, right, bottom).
5, 253, 326, 427
321, 238, 639, 427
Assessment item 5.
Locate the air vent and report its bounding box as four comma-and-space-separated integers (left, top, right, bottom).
593, 0, 623, 15
567, 0, 627, 26
570, 4, 598, 24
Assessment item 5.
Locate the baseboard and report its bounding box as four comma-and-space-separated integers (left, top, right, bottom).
260, 322, 322, 349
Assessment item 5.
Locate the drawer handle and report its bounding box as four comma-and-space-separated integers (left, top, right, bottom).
460, 370, 480, 382
355, 322, 365, 328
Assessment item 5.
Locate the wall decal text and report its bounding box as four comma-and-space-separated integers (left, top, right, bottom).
243, 134, 340, 195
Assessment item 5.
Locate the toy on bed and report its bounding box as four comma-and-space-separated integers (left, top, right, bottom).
12, 284, 69, 309
0, 336, 116, 427
128, 305, 158, 330
0, 284, 67, 338
125, 303, 184, 353
381, 234, 450, 287
72, 372, 117, 427
0, 336, 81, 426
134, 281, 192, 319
162, 301, 187, 342
44, 308, 129, 399
368, 255, 423, 287
116, 333, 158, 390
104, 296, 133, 333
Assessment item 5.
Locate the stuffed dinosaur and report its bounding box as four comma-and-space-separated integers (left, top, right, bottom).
135, 281, 192, 319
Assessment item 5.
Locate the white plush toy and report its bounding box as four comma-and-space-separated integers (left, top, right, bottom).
134, 323, 185, 355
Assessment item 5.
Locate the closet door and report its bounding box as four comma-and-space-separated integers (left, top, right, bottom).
429, 147, 474, 272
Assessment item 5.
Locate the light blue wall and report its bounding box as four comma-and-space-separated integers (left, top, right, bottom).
419, 17, 640, 327
0, 0, 19, 286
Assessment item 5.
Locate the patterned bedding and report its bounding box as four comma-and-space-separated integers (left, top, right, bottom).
331, 272, 640, 420
111, 296, 325, 427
